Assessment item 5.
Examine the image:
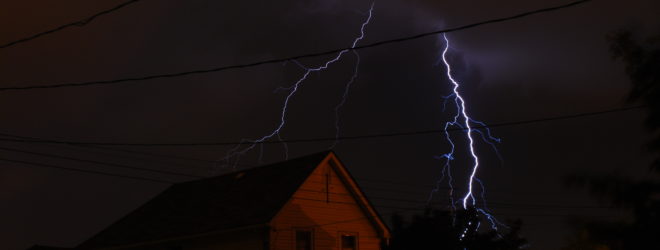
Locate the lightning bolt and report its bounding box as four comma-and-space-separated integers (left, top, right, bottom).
438, 33, 481, 209
330, 50, 360, 149
431, 33, 505, 237
221, 3, 375, 167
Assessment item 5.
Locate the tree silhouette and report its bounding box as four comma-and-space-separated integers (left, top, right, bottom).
611, 29, 660, 172
563, 29, 660, 250
383, 207, 527, 250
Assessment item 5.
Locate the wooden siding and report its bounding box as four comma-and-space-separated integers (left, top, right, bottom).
269, 158, 383, 250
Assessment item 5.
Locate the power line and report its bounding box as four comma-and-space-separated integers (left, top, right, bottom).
292, 196, 621, 219
296, 188, 616, 210
0, 132, 222, 166
313, 185, 618, 210
0, 133, 265, 180
0, 0, 142, 49
0, 136, 212, 182
0, 152, 618, 212
0, 151, 624, 211
361, 183, 565, 197
0, 138, 562, 200
0, 0, 592, 92
0, 145, 202, 178
0, 156, 172, 184
0, 145, 588, 203
0, 148, 621, 211
0, 105, 642, 146
375, 205, 622, 218
0, 132, 260, 175
84, 145, 218, 164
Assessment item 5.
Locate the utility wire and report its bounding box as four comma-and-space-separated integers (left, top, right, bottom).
0, 145, 604, 207
0, 0, 142, 49
0, 146, 622, 211
0, 145, 202, 178
293, 196, 621, 219
0, 153, 619, 211
374, 205, 621, 218
0, 156, 624, 210
358, 182, 570, 196
0, 156, 172, 184
0, 105, 641, 146
296, 188, 616, 210
0, 132, 220, 165
0, 0, 592, 91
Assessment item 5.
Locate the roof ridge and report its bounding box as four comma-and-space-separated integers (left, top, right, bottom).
178, 150, 333, 185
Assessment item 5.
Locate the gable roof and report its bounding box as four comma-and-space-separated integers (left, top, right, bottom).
323, 153, 391, 239
79, 151, 331, 249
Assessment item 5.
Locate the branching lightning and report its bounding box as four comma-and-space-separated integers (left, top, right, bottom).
430, 33, 505, 236
439, 34, 480, 209
216, 3, 504, 241
330, 50, 361, 149
221, 3, 375, 167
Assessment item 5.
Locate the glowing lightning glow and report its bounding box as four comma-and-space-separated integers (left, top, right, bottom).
439, 33, 480, 209
221, 3, 375, 166
431, 33, 506, 238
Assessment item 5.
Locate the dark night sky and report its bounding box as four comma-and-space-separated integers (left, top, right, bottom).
1, 0, 658, 249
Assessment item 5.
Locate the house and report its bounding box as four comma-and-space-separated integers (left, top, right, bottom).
75, 151, 390, 250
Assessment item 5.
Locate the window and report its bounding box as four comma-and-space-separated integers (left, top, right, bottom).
341, 234, 357, 250
296, 230, 313, 250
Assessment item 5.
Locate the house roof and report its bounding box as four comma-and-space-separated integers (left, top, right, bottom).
79, 151, 331, 249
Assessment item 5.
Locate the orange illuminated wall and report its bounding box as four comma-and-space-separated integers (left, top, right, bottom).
269, 153, 389, 250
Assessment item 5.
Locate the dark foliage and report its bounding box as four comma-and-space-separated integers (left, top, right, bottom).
562, 29, 660, 250
383, 208, 527, 250
609, 29, 660, 172
564, 174, 660, 249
